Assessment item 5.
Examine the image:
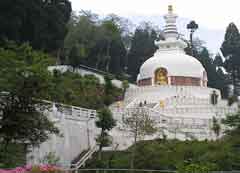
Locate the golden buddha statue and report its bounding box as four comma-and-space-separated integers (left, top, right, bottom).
155, 68, 168, 85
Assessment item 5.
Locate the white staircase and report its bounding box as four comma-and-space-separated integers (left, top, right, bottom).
72, 145, 99, 169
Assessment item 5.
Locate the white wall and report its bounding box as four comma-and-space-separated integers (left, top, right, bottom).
27, 104, 99, 168
48, 65, 138, 89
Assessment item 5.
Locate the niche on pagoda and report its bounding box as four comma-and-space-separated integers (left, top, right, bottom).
155, 67, 168, 85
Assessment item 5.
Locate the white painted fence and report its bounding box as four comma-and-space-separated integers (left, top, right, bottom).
27, 101, 99, 168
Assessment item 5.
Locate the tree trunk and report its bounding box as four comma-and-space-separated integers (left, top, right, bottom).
233, 67, 237, 96
234, 67, 240, 96
106, 41, 111, 72
190, 32, 193, 56
95, 53, 101, 69
98, 145, 102, 161
130, 133, 137, 170
98, 130, 104, 161
107, 144, 119, 168
2, 139, 10, 161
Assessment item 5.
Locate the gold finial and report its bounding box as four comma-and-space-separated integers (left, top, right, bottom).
168, 5, 173, 13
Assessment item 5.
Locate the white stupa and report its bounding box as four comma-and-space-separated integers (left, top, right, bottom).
137, 5, 207, 87
110, 5, 238, 148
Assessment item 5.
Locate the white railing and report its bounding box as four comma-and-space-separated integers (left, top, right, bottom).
154, 106, 238, 117
124, 85, 223, 106
28, 100, 99, 167
41, 100, 97, 120
114, 107, 219, 140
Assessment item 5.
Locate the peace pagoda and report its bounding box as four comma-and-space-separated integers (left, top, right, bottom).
28, 5, 240, 165
137, 5, 207, 87
110, 5, 238, 147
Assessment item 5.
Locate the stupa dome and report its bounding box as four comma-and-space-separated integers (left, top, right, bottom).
137, 5, 207, 87
139, 51, 206, 79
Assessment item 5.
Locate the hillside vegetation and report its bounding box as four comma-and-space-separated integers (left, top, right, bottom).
85, 136, 240, 171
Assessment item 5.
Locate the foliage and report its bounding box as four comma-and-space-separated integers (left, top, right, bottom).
187, 40, 229, 98
64, 13, 127, 75
40, 152, 60, 165
95, 108, 116, 161
96, 108, 116, 131
95, 132, 112, 149
84, 112, 240, 170
0, 144, 26, 168
0, 43, 59, 167
122, 80, 129, 99
68, 44, 85, 69
127, 23, 160, 81
0, 164, 63, 173
213, 54, 224, 67
221, 23, 240, 96
64, 13, 163, 80
178, 163, 213, 173
0, 0, 72, 55
86, 110, 240, 170
187, 20, 199, 56
212, 117, 221, 139
222, 111, 240, 135
48, 71, 123, 109
124, 108, 157, 139
123, 107, 157, 169
122, 80, 129, 91
85, 138, 240, 170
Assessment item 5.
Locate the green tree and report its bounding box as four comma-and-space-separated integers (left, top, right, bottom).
127, 23, 159, 81
187, 20, 199, 56
192, 44, 228, 98
95, 108, 116, 161
64, 13, 127, 75
221, 23, 240, 96
222, 111, 240, 135
99, 18, 122, 72
0, 0, 72, 56
213, 53, 224, 67
0, 43, 59, 167
64, 12, 99, 65
212, 117, 221, 139
122, 80, 129, 94
68, 44, 85, 70
123, 106, 156, 169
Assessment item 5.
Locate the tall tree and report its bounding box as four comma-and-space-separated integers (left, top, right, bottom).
222, 111, 240, 136
64, 13, 127, 75
64, 13, 99, 66
0, 43, 59, 166
68, 44, 85, 70
0, 0, 72, 56
213, 53, 224, 67
123, 106, 156, 169
99, 18, 122, 72
95, 108, 116, 161
187, 20, 199, 56
221, 23, 240, 96
127, 23, 159, 81
212, 116, 221, 139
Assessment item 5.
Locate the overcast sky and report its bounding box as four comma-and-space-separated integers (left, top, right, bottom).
69, 0, 240, 53
70, 0, 240, 30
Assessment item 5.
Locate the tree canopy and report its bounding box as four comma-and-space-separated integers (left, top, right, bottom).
0, 43, 59, 167
0, 0, 72, 55
221, 23, 240, 96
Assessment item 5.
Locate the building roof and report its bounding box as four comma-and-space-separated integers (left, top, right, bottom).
139, 50, 206, 80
